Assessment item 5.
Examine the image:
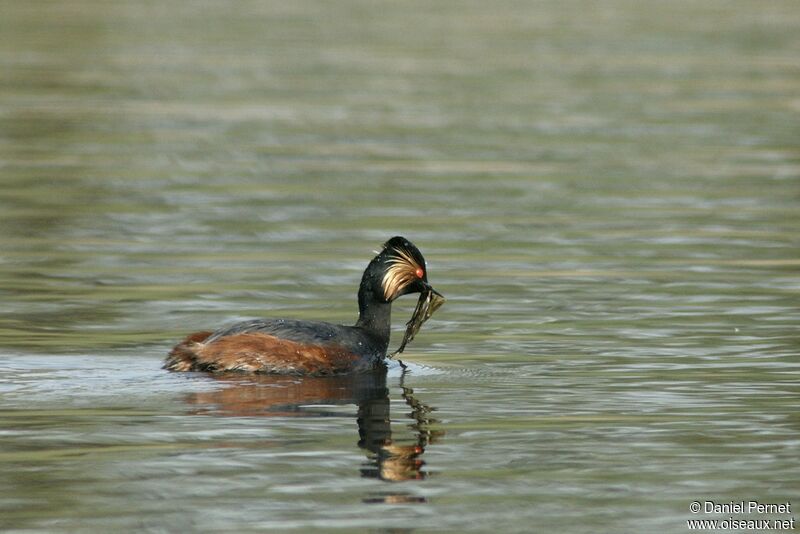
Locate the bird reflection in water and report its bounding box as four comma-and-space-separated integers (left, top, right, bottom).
183, 367, 442, 493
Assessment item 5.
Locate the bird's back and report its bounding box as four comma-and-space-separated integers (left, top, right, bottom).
164, 318, 387, 375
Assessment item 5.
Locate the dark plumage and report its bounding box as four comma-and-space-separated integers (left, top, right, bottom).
164, 236, 442, 375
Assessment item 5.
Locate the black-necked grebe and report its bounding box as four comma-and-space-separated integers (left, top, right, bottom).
164, 236, 443, 375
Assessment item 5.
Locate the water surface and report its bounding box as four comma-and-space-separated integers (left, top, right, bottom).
1, 1, 799, 532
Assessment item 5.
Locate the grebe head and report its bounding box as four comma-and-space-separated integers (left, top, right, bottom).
356, 237, 444, 343
367, 236, 437, 303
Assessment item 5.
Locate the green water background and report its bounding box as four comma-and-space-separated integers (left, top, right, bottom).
1, 1, 798, 532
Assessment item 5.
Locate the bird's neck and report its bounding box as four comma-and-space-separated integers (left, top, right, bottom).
355, 282, 392, 347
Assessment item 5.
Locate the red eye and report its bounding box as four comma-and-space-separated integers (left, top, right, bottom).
415, 268, 424, 278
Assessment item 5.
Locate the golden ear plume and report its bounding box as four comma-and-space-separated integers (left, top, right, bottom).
381, 243, 424, 301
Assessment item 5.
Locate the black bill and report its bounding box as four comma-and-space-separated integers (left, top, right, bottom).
390, 287, 445, 357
